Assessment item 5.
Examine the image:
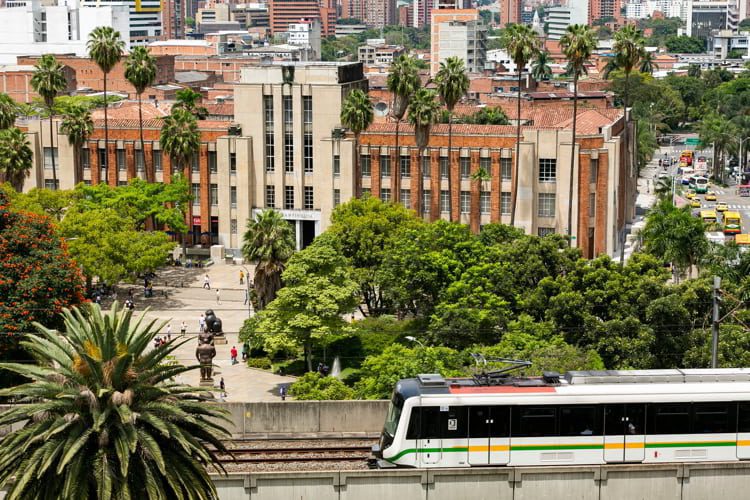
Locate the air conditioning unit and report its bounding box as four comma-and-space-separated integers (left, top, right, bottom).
332, 127, 346, 139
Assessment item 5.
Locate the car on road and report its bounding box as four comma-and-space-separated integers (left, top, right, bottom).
717, 202, 729, 212
686, 191, 696, 199
706, 192, 717, 201
691, 198, 702, 208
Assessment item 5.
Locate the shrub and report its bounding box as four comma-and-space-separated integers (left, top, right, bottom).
246, 357, 272, 370
289, 372, 354, 400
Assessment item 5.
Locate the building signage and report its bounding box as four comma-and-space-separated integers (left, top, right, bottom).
252, 209, 321, 221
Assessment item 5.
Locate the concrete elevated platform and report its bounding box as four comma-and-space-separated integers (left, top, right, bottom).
212, 461, 750, 499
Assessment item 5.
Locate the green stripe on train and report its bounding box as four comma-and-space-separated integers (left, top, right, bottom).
386, 441, 737, 462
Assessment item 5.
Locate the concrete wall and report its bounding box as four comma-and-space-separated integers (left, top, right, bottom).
211, 462, 750, 499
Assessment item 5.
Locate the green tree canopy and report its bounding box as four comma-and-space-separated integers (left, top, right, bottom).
665, 35, 705, 53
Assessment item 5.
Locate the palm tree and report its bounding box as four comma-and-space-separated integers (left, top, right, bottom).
639, 51, 658, 75
435, 56, 470, 221
87, 26, 124, 183
612, 25, 645, 109
408, 88, 440, 215
0, 303, 230, 499
174, 87, 209, 119
699, 113, 736, 183
340, 88, 374, 198
0, 127, 33, 191
560, 24, 596, 248
242, 209, 296, 310
60, 104, 94, 184
500, 24, 540, 226
125, 46, 157, 181
0, 93, 17, 130
531, 51, 552, 82
387, 55, 421, 201
30, 54, 67, 189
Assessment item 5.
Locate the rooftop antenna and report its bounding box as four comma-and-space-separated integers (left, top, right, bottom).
470, 353, 531, 386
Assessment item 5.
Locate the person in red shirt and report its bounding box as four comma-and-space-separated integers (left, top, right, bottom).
230, 346, 238, 365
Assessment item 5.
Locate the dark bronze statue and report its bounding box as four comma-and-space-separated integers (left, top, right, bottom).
196, 330, 216, 381
204, 309, 223, 334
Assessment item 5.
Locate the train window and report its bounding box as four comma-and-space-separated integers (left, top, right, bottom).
693, 403, 736, 434
740, 403, 750, 433
490, 406, 510, 438
406, 407, 421, 440
512, 406, 557, 437
604, 404, 645, 435
468, 407, 490, 439
559, 406, 602, 436
420, 407, 442, 439
441, 407, 468, 439
648, 403, 691, 435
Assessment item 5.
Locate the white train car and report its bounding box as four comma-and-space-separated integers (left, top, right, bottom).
374, 369, 750, 468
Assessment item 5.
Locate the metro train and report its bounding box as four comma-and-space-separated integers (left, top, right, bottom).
373, 369, 750, 468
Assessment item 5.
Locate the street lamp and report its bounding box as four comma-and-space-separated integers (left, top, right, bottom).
405, 336, 425, 348
241, 265, 252, 318
733, 137, 750, 177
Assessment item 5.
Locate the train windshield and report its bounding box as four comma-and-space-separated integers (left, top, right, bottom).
383, 393, 404, 437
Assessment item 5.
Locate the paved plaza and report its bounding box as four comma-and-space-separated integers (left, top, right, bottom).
114, 263, 296, 402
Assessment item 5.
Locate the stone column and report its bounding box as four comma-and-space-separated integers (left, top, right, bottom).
89, 143, 100, 185
125, 143, 136, 182
470, 150, 481, 234
144, 142, 154, 183
371, 148, 381, 198
410, 148, 421, 215
200, 144, 211, 235
430, 149, 440, 221
450, 149, 460, 222
490, 151, 501, 223
107, 143, 117, 186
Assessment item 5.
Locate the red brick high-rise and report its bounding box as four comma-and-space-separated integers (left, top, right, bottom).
589, 0, 618, 25
270, 0, 336, 36
499, 0, 521, 26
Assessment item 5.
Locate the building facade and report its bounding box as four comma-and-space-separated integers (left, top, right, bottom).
433, 19, 487, 75
269, 0, 335, 37
362, 0, 397, 28
287, 19, 321, 60
430, 9, 482, 76
81, 0, 163, 45
687, 0, 739, 39
499, 0, 521, 26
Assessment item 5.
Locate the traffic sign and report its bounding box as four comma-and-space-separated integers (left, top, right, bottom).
685, 138, 700, 146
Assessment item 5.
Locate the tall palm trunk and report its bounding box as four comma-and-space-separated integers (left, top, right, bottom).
624, 72, 631, 174
73, 143, 80, 184
510, 68, 522, 226
138, 92, 150, 182
448, 113, 454, 221
103, 73, 109, 185
394, 119, 400, 201
567, 73, 579, 249
354, 133, 360, 198
49, 114, 57, 189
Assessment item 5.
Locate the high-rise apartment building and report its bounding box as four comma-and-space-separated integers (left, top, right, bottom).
687, 0, 739, 39
81, 0, 163, 45
161, 0, 184, 39
363, 0, 397, 28
430, 9, 483, 75
269, 0, 335, 36
588, 0, 617, 25
499, 0, 521, 26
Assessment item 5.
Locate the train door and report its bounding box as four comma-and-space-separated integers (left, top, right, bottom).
488, 406, 510, 465
417, 406, 441, 465
738, 403, 750, 459
604, 404, 646, 463
468, 406, 510, 466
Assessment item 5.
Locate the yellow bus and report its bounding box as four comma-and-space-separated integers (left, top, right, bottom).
724, 211, 742, 235
735, 234, 750, 246
700, 210, 717, 224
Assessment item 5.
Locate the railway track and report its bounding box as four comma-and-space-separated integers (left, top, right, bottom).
212, 438, 375, 468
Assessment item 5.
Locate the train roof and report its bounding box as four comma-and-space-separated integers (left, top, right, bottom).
395, 369, 750, 399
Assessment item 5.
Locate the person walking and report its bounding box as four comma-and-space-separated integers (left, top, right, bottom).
203, 274, 210, 290
230, 346, 238, 365
241, 342, 249, 361
180, 321, 187, 336
279, 385, 287, 401
198, 313, 205, 332
166, 323, 171, 341
219, 377, 226, 398
216, 288, 221, 305
239, 270, 244, 285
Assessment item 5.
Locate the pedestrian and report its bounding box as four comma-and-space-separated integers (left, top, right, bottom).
199, 313, 205, 332
216, 288, 221, 305
154, 336, 161, 349
219, 377, 226, 398
180, 320, 187, 336
230, 345, 238, 365
239, 270, 244, 285
128, 288, 134, 300
203, 274, 211, 290
166, 323, 171, 341
242, 342, 249, 361
279, 385, 287, 401
244, 288, 249, 306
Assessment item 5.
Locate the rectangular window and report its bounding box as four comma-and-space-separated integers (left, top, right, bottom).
44, 179, 59, 190
422, 156, 430, 178
739, 403, 750, 432
501, 192, 511, 215
361, 187, 371, 197
539, 158, 557, 182
210, 184, 218, 206
693, 403, 735, 434
117, 180, 127, 186
304, 134, 313, 173
136, 150, 145, 172
440, 156, 449, 179
538, 193, 556, 217
400, 155, 411, 178
480, 191, 490, 214
302, 95, 312, 173
648, 403, 691, 435
538, 227, 555, 237
460, 157, 471, 179
559, 406, 601, 436
209, 151, 217, 173
440, 190, 450, 213
98, 148, 107, 171
590, 158, 599, 184
423, 190, 431, 213
283, 95, 293, 172
303, 96, 312, 127
304, 186, 314, 209
116, 149, 126, 171
480, 156, 491, 176
361, 155, 371, 177
191, 183, 200, 205
190, 152, 199, 173
589, 193, 596, 217
80, 148, 90, 170
230, 152, 236, 174
230, 219, 237, 234
153, 152, 162, 171
333, 154, 340, 176
380, 154, 391, 177
334, 189, 341, 207
284, 186, 294, 209
513, 406, 557, 437
460, 191, 470, 213
501, 157, 512, 180
264, 96, 274, 172
230, 186, 237, 207
266, 185, 275, 207
400, 189, 410, 208
380, 188, 391, 202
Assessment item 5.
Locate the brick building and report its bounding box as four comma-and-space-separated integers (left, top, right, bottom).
269, 0, 336, 37
16, 54, 175, 98
0, 64, 76, 103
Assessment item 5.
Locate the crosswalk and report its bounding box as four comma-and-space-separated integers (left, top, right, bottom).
698, 204, 750, 210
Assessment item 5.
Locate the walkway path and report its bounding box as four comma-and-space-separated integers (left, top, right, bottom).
114, 263, 296, 402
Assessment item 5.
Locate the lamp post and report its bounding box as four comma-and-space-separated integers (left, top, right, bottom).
734, 137, 750, 179
241, 265, 252, 318
405, 336, 425, 348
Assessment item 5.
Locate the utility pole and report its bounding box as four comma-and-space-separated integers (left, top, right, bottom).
711, 276, 721, 368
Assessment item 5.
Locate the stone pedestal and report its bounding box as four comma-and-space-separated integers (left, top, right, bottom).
213, 334, 227, 345
199, 378, 214, 387
210, 245, 225, 265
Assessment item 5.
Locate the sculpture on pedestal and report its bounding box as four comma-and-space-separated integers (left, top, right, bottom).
196, 330, 216, 382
